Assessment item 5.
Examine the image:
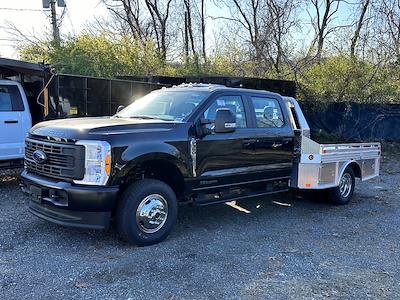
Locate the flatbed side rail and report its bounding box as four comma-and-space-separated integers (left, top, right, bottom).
320, 143, 380, 154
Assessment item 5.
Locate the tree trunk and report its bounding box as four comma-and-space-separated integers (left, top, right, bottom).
350, 0, 370, 59
201, 0, 206, 63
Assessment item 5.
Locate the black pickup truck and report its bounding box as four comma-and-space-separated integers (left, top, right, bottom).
21, 84, 381, 245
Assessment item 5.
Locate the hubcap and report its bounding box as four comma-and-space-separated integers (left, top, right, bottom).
136, 194, 168, 234
339, 173, 352, 198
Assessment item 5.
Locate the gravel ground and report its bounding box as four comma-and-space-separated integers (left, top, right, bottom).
0, 154, 399, 300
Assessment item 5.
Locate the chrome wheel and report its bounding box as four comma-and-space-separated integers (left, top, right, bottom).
339, 173, 352, 198
136, 194, 168, 234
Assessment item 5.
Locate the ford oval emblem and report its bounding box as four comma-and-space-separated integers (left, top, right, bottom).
32, 150, 47, 164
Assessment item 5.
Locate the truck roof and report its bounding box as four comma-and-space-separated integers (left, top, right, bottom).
0, 79, 22, 85
162, 83, 282, 97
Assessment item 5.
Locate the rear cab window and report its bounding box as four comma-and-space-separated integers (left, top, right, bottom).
250, 96, 284, 128
0, 85, 24, 112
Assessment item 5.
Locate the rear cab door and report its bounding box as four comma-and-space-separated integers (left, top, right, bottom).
245, 92, 295, 180
0, 81, 32, 160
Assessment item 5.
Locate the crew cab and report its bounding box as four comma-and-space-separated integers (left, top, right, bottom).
0, 80, 32, 170
20, 84, 381, 246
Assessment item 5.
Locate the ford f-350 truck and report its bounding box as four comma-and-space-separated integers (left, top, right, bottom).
20, 84, 381, 246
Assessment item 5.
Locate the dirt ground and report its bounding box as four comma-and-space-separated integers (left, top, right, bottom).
0, 153, 399, 299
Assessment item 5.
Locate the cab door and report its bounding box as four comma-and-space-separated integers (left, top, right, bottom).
192, 94, 257, 191
0, 83, 31, 160
247, 95, 294, 179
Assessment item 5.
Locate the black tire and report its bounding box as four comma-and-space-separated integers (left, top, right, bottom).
116, 179, 178, 246
326, 166, 355, 205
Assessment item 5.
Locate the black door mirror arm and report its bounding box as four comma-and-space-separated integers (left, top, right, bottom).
199, 117, 212, 125
195, 121, 212, 138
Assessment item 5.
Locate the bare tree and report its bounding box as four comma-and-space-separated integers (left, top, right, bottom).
102, 0, 179, 63
308, 0, 343, 59
103, 0, 150, 40
379, 0, 400, 63
201, 0, 207, 63
144, 0, 174, 61
233, 0, 264, 63
350, 0, 371, 59
184, 0, 197, 58
181, 0, 207, 65
213, 0, 268, 74
265, 0, 298, 76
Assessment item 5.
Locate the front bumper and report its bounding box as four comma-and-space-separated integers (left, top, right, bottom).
20, 170, 119, 229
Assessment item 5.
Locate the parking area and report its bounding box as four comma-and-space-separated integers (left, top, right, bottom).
1, 153, 399, 299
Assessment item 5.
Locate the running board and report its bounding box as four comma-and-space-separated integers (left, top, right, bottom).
194, 189, 289, 206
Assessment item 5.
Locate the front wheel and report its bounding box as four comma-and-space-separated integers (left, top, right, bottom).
116, 179, 178, 246
326, 166, 355, 205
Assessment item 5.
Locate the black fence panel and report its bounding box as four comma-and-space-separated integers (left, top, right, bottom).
52, 74, 167, 118
118, 75, 297, 97
87, 78, 111, 116
58, 75, 86, 117
301, 102, 400, 142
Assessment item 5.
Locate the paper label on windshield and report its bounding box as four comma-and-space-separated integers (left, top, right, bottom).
273, 108, 279, 120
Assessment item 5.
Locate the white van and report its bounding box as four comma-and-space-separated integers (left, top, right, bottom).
0, 80, 32, 169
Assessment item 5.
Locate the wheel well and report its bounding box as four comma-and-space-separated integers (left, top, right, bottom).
125, 160, 185, 199
348, 161, 362, 179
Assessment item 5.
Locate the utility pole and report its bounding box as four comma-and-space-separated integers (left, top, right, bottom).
50, 0, 60, 47
43, 0, 65, 47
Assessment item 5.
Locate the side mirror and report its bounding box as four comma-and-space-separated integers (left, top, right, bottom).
116, 105, 125, 113
214, 108, 236, 133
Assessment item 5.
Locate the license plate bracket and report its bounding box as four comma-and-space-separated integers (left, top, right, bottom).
30, 185, 43, 203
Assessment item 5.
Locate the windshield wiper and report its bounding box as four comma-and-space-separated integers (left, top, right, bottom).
128, 115, 168, 120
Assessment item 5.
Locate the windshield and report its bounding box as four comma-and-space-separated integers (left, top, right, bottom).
115, 90, 209, 121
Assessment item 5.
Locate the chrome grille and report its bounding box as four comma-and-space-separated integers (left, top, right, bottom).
25, 138, 85, 180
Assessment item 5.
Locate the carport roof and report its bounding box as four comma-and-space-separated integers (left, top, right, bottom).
0, 57, 44, 77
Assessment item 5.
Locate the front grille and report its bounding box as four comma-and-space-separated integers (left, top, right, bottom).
25, 138, 85, 180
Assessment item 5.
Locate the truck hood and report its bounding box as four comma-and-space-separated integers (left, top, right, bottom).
30, 117, 179, 140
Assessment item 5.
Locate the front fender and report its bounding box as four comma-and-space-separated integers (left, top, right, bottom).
113, 141, 191, 181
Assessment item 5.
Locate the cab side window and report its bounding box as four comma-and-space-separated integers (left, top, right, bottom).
203, 95, 246, 128
0, 85, 24, 112
250, 97, 284, 128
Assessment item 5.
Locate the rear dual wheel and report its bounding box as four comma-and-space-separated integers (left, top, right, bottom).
326, 166, 355, 205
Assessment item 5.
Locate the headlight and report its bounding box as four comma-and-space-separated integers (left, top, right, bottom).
73, 140, 111, 186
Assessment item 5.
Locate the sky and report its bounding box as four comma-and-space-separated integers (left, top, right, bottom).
0, 0, 355, 60
0, 0, 107, 58
0, 0, 226, 59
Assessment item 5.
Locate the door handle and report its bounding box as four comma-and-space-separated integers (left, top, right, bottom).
4, 120, 18, 124
244, 139, 258, 143
282, 138, 292, 144
242, 139, 258, 148
243, 139, 258, 145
